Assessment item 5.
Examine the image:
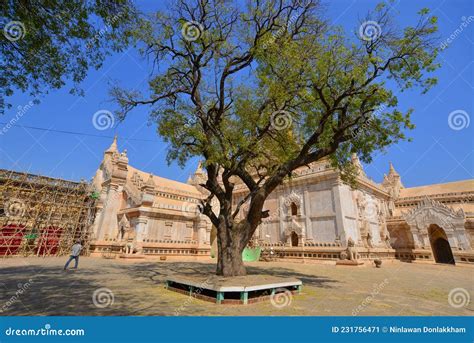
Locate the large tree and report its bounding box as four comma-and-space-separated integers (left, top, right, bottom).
112, 0, 439, 276
1, 0, 138, 114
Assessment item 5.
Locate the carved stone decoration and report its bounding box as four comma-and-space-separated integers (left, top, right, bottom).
402, 196, 469, 250
382, 162, 404, 199
355, 191, 366, 217
282, 190, 303, 217
131, 172, 144, 188
383, 234, 392, 248
351, 153, 366, 177
403, 197, 465, 230
102, 162, 111, 182
378, 205, 390, 245
283, 190, 302, 207
284, 218, 302, 234
122, 185, 141, 207
366, 231, 373, 248
343, 237, 359, 260
117, 215, 136, 254
117, 214, 130, 239
284, 218, 304, 246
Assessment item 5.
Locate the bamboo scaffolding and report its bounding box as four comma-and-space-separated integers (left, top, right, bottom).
0, 169, 97, 257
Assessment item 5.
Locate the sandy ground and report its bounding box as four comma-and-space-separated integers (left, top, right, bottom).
0, 256, 473, 316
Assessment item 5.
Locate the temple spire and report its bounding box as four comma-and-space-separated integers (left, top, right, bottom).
195, 160, 204, 176
351, 153, 365, 177
388, 162, 399, 177
105, 135, 118, 153
145, 173, 155, 188
382, 161, 403, 199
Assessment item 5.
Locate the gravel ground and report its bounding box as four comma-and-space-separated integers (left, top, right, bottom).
0, 256, 472, 316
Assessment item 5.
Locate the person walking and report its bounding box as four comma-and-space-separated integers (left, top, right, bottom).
63, 240, 82, 270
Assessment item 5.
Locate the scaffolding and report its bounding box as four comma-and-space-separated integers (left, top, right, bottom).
0, 169, 97, 257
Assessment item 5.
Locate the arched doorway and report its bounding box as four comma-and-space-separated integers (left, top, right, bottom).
291, 231, 299, 247
428, 224, 455, 265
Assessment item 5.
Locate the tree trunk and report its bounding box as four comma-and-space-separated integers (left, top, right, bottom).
215, 220, 249, 277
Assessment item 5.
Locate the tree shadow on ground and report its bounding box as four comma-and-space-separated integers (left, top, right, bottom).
0, 265, 167, 316
0, 260, 339, 316
114, 261, 339, 289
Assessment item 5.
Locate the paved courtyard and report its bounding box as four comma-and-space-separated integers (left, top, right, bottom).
0, 257, 473, 316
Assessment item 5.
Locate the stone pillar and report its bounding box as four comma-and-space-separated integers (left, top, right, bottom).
205, 227, 211, 246
331, 179, 346, 244
447, 234, 458, 250
454, 224, 471, 250
411, 229, 423, 249
421, 232, 430, 249
97, 183, 122, 240
197, 219, 210, 247
91, 207, 103, 240
303, 190, 312, 240
135, 217, 148, 242
279, 195, 286, 243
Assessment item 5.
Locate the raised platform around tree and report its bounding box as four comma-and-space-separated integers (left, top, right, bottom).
165, 274, 302, 305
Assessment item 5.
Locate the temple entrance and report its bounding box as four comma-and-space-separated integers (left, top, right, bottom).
428, 224, 455, 265
291, 231, 299, 247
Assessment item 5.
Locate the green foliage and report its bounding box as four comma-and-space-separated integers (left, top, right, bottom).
111, 0, 439, 215
1, 0, 139, 114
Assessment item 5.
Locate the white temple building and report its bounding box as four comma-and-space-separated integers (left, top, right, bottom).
89, 137, 474, 265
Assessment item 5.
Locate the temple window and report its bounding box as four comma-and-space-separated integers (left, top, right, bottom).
291, 202, 298, 216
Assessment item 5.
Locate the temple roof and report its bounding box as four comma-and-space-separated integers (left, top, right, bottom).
127, 165, 202, 197
399, 179, 474, 198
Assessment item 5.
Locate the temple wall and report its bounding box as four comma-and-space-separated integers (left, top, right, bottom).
304, 182, 337, 243
340, 184, 358, 242
308, 188, 334, 214
259, 221, 281, 244
87, 137, 474, 264
309, 218, 337, 242
145, 218, 195, 242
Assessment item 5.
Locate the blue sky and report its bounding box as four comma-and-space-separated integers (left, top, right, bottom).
1, 0, 473, 188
